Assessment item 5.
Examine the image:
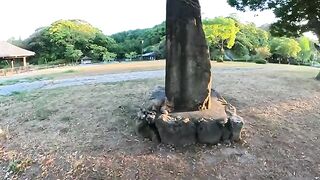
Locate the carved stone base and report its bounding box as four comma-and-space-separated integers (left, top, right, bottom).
135, 86, 244, 146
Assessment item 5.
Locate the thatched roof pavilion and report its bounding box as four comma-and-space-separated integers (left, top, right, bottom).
0, 41, 35, 68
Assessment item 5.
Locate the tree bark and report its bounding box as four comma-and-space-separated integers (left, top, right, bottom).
166, 0, 212, 111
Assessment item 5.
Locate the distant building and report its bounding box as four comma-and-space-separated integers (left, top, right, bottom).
142, 52, 156, 60
0, 41, 35, 68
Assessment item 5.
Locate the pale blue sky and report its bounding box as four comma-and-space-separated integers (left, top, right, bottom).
0, 0, 278, 41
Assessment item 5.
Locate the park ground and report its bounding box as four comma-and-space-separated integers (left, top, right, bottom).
0, 61, 319, 179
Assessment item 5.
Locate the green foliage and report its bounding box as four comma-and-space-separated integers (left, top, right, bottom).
270, 37, 301, 58
111, 22, 165, 58
24, 19, 116, 64
252, 47, 271, 61
232, 41, 250, 58
151, 36, 166, 59
216, 59, 224, 63
203, 17, 240, 49
0, 60, 10, 69
210, 48, 225, 61
16, 18, 319, 68
64, 45, 83, 63
103, 52, 117, 62
227, 0, 320, 41
234, 23, 269, 53
7, 37, 25, 48
255, 59, 267, 64
89, 44, 115, 62
125, 52, 138, 60
298, 37, 312, 63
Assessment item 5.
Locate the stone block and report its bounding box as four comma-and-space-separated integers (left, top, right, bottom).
197, 118, 225, 144
229, 115, 244, 141
155, 115, 197, 146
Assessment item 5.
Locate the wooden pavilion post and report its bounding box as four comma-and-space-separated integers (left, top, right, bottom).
23, 57, 27, 67
11, 59, 14, 69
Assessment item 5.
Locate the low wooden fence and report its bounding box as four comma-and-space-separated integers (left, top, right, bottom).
0, 64, 68, 76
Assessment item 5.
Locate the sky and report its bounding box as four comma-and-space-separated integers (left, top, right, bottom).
0, 0, 280, 41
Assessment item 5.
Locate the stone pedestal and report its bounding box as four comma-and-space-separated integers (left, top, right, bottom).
136, 87, 244, 146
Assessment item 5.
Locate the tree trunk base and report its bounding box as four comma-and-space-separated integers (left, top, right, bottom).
135, 86, 244, 146
316, 72, 320, 81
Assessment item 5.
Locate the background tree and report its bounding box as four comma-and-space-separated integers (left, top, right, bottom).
232, 23, 269, 60
64, 44, 83, 64
269, 37, 301, 64
227, 0, 320, 41
125, 52, 138, 61
24, 19, 116, 64
252, 47, 271, 63
203, 17, 239, 60
298, 37, 312, 64
111, 23, 165, 59
228, 0, 320, 79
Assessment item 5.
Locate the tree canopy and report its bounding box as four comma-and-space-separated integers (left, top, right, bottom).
2, 17, 316, 69
269, 37, 301, 61
203, 17, 239, 49
227, 0, 320, 42
24, 19, 116, 64
111, 22, 165, 59
298, 37, 312, 63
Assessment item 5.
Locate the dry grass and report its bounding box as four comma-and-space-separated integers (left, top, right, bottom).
0, 60, 284, 81
0, 63, 319, 179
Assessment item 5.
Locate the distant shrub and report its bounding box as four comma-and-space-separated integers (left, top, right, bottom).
255, 59, 267, 64
210, 48, 224, 61
47, 59, 67, 65
288, 58, 300, 65
216, 59, 224, 63
253, 47, 271, 60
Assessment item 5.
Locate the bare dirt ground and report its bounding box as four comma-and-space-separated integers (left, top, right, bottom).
0, 62, 319, 179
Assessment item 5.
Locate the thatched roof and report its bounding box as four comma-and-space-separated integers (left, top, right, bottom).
0, 41, 35, 58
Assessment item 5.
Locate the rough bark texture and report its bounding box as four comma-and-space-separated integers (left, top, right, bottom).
166, 0, 212, 112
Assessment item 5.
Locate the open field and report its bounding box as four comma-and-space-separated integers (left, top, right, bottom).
0, 60, 269, 81
0, 62, 319, 179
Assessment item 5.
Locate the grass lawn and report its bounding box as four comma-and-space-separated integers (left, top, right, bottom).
0, 62, 319, 179
0, 60, 286, 82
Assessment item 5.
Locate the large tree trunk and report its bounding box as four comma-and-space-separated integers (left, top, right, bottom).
166, 0, 212, 112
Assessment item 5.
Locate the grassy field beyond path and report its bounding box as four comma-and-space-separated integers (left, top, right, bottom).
3, 61, 314, 81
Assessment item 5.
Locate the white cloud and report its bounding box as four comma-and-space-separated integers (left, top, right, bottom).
0, 0, 276, 40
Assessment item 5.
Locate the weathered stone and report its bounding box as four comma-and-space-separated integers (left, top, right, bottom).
135, 110, 159, 142
155, 114, 197, 146
229, 115, 244, 141
166, 0, 212, 111
197, 118, 225, 144
136, 88, 244, 146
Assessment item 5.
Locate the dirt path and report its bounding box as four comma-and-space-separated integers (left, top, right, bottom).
0, 63, 319, 179
0, 63, 303, 96
0, 70, 165, 96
